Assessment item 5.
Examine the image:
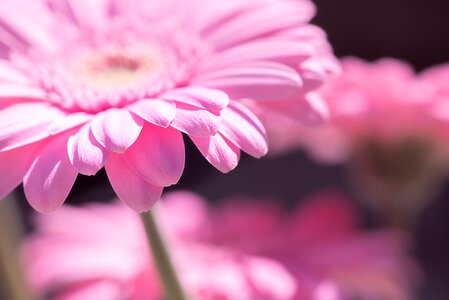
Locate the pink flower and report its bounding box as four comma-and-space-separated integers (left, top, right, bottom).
22, 191, 418, 300
23, 192, 297, 300
0, 0, 337, 212
203, 192, 420, 300
261, 57, 448, 163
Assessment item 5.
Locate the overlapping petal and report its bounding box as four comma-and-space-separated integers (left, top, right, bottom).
191, 133, 241, 173
0, 142, 41, 199
68, 124, 110, 176
122, 125, 185, 187
23, 134, 77, 213
0, 102, 64, 152
105, 154, 163, 212
220, 102, 268, 158
91, 109, 143, 153
193, 61, 303, 101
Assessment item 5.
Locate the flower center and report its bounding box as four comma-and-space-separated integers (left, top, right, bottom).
66, 43, 169, 91
89, 55, 142, 85
22, 23, 208, 112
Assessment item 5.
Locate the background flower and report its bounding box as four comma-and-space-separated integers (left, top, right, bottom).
261, 57, 449, 163
255, 58, 449, 227
22, 191, 418, 300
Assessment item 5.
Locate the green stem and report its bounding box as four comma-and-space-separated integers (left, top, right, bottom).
140, 206, 189, 300
0, 194, 34, 300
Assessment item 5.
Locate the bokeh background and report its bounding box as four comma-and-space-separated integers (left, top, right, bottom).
6, 0, 449, 299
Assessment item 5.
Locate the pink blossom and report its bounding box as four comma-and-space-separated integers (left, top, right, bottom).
22, 192, 297, 300
22, 191, 418, 300
0, 0, 337, 212
261, 57, 448, 163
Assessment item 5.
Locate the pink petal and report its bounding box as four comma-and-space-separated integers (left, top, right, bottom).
0, 102, 65, 152
105, 154, 163, 212
299, 59, 329, 91
171, 103, 221, 137
292, 192, 359, 243
53, 281, 123, 300
0, 0, 58, 52
0, 60, 29, 84
191, 133, 240, 173
192, 61, 302, 100
67, 0, 111, 30
161, 87, 229, 114
68, 124, 110, 176
127, 99, 175, 128
0, 142, 42, 199
246, 257, 297, 300
199, 39, 314, 72
259, 93, 329, 126
48, 112, 93, 135
187, 0, 255, 33
122, 125, 185, 187
220, 102, 268, 158
23, 134, 77, 213
0, 83, 47, 99
204, 0, 316, 50
91, 109, 143, 153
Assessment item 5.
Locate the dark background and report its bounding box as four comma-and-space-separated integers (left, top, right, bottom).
9, 0, 449, 299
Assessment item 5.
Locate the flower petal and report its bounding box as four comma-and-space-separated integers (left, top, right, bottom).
68, 124, 110, 176
0, 0, 58, 52
161, 87, 229, 114
0, 142, 42, 200
204, 0, 316, 50
48, 112, 93, 135
191, 133, 240, 173
220, 102, 268, 158
127, 99, 176, 128
23, 134, 77, 213
122, 125, 185, 187
67, 0, 111, 30
0, 83, 47, 99
105, 154, 163, 212
192, 61, 302, 100
171, 103, 221, 137
0, 102, 64, 152
199, 39, 314, 73
258, 93, 329, 127
0, 60, 30, 84
91, 109, 143, 153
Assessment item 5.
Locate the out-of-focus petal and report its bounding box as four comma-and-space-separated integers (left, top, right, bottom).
0, 142, 41, 199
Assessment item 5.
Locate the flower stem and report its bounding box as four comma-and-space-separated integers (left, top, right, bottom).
0, 194, 34, 300
140, 206, 189, 300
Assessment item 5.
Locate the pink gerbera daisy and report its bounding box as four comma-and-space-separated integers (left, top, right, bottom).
22, 191, 419, 300
0, 0, 337, 212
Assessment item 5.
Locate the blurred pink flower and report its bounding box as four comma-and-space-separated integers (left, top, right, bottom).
22, 191, 418, 300
0, 0, 338, 212
261, 57, 449, 163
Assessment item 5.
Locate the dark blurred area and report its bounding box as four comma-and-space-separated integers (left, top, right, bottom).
7, 0, 449, 299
